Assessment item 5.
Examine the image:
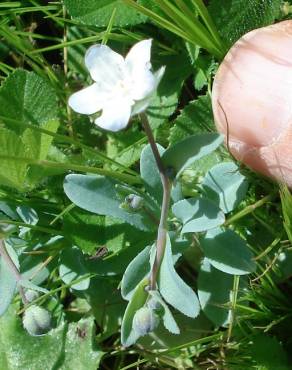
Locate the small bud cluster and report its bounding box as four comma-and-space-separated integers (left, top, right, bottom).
22, 305, 52, 336
120, 194, 144, 212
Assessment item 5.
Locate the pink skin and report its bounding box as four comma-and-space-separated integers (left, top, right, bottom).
212, 20, 292, 187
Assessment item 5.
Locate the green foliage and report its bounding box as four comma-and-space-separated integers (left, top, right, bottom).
208, 0, 282, 46
64, 0, 147, 27
162, 132, 223, 178
0, 307, 104, 370
172, 197, 225, 233
0, 245, 17, 316
200, 228, 256, 275
158, 234, 200, 318
202, 162, 248, 213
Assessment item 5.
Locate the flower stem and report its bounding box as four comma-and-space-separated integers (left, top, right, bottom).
0, 239, 28, 305
140, 113, 172, 290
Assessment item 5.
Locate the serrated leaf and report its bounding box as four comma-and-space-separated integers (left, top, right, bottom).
202, 162, 248, 213
149, 290, 180, 334
0, 308, 104, 370
59, 247, 90, 291
121, 245, 151, 301
121, 278, 149, 347
172, 197, 225, 233
64, 0, 147, 27
158, 234, 200, 318
162, 133, 223, 178
200, 228, 256, 275
140, 143, 164, 204
169, 95, 214, 145
0, 69, 58, 131
63, 174, 154, 231
208, 0, 281, 46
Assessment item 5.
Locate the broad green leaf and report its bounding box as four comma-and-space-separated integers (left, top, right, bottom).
121, 245, 151, 301
121, 278, 149, 347
140, 143, 164, 204
169, 95, 214, 145
200, 228, 256, 275
158, 234, 200, 318
63, 208, 106, 255
202, 162, 248, 213
161, 133, 223, 178
0, 308, 103, 370
64, 0, 147, 27
250, 334, 290, 370
149, 290, 180, 334
0, 69, 58, 131
83, 277, 126, 340
208, 0, 281, 47
22, 119, 59, 161
0, 127, 29, 190
63, 174, 154, 231
198, 258, 235, 327
172, 197, 225, 233
59, 247, 90, 291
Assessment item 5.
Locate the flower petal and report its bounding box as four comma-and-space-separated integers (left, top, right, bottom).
94, 99, 132, 132
85, 44, 125, 89
131, 96, 152, 116
125, 39, 152, 71
68, 83, 108, 115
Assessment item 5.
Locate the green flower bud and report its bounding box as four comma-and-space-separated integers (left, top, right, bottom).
132, 307, 159, 337
23, 305, 52, 336
120, 194, 144, 212
25, 289, 40, 303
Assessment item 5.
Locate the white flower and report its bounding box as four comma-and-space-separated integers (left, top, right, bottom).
69, 39, 165, 132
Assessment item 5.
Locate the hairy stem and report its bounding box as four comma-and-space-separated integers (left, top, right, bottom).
0, 239, 28, 304
140, 113, 172, 290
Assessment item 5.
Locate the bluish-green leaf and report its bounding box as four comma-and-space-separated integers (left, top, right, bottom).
162, 133, 223, 178
149, 290, 180, 334
158, 234, 200, 318
121, 245, 151, 301
0, 256, 16, 317
172, 197, 225, 233
59, 247, 90, 291
140, 144, 164, 204
121, 279, 149, 347
198, 259, 236, 327
200, 228, 256, 275
63, 174, 154, 231
202, 162, 248, 213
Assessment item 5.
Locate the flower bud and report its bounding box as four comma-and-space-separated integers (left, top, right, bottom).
23, 305, 52, 336
147, 297, 162, 311
132, 307, 159, 337
25, 289, 40, 303
120, 194, 144, 212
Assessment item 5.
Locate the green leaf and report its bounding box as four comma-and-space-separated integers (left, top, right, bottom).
140, 143, 164, 204
59, 247, 90, 291
0, 69, 58, 131
202, 162, 248, 213
0, 127, 29, 190
200, 228, 256, 275
280, 184, 292, 244
64, 0, 147, 27
63, 208, 106, 255
208, 0, 281, 47
63, 174, 154, 231
148, 290, 180, 334
162, 133, 223, 178
198, 258, 236, 327
250, 334, 290, 370
172, 197, 225, 233
0, 307, 104, 370
121, 278, 149, 347
169, 95, 214, 145
121, 245, 151, 301
158, 234, 200, 318
0, 253, 16, 316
